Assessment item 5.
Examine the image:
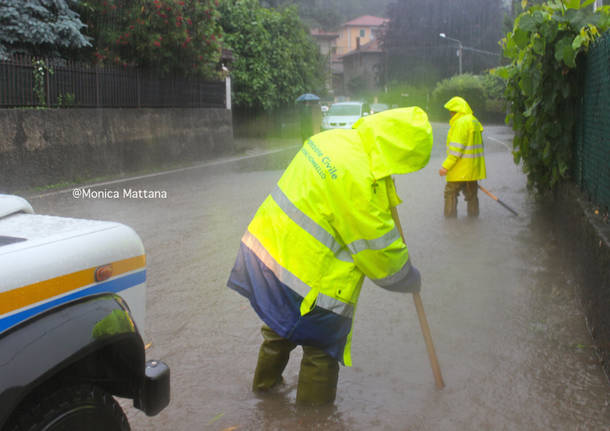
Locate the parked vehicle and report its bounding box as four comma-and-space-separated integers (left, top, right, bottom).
371, 103, 389, 114
321, 101, 370, 131
0, 194, 170, 431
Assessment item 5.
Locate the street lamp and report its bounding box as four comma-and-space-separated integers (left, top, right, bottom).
439, 33, 463, 75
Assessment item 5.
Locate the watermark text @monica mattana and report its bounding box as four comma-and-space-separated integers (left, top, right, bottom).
72, 188, 167, 199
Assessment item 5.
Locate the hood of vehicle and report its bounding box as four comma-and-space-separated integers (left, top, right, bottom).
0, 195, 34, 219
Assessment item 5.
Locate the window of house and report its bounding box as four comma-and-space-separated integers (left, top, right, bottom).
360, 29, 366, 38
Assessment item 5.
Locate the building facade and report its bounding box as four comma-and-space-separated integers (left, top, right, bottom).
335, 15, 388, 57
310, 15, 388, 98
340, 39, 385, 96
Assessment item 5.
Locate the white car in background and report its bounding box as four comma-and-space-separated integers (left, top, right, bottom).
321, 101, 370, 131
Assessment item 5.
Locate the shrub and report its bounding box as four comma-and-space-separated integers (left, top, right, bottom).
78, 0, 224, 78
480, 73, 506, 100
430, 73, 507, 122
431, 73, 486, 120
381, 82, 431, 111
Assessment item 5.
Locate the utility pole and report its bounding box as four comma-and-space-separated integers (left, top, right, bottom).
439, 32, 500, 76
439, 33, 463, 75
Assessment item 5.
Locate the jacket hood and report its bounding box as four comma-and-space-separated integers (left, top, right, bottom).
444, 96, 472, 115
353, 106, 433, 180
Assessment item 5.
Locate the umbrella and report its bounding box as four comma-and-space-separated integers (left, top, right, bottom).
295, 93, 320, 102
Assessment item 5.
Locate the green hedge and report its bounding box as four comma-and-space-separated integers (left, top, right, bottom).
380, 82, 432, 112
431, 73, 506, 123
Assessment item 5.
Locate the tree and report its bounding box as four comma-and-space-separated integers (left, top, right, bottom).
0, 0, 90, 59
218, 0, 325, 110
77, 0, 224, 78
382, 0, 505, 86
260, 0, 392, 30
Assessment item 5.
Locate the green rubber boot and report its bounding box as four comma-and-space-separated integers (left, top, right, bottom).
252, 326, 296, 392
296, 345, 339, 406
464, 181, 480, 217
444, 182, 459, 218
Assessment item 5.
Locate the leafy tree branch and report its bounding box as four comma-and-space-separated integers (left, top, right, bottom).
77, 0, 224, 78
494, 0, 610, 194
0, 0, 90, 59
218, 0, 325, 110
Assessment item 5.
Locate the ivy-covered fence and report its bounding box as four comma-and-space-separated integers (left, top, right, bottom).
576, 31, 610, 211
0, 55, 226, 109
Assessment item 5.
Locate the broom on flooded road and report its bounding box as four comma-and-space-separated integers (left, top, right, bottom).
478, 185, 519, 216
390, 206, 445, 390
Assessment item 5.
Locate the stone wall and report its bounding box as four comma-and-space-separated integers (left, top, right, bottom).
0, 108, 233, 191
552, 184, 610, 379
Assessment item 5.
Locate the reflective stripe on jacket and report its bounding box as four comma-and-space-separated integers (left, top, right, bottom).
227, 107, 433, 366
441, 97, 486, 182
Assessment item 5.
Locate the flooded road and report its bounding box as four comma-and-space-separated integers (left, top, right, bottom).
28, 124, 609, 430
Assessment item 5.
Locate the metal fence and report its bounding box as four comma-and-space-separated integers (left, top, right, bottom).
575, 32, 610, 211
0, 55, 226, 109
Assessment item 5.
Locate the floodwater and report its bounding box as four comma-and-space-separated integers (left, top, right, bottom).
28, 124, 609, 430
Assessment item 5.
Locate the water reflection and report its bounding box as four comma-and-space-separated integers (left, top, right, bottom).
250, 392, 350, 431
513, 202, 610, 428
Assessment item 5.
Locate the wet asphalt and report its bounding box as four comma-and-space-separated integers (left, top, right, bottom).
27, 123, 609, 430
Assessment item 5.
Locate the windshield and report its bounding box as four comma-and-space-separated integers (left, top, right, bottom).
328, 104, 361, 116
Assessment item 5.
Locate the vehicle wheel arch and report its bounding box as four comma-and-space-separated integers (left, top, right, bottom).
0, 294, 145, 429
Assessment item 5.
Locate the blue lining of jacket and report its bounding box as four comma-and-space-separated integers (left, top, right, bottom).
227, 241, 351, 364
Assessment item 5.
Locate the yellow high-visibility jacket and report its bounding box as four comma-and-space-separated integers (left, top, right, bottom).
441, 97, 486, 182
228, 107, 433, 366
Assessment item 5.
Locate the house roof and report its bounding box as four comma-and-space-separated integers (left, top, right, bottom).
343, 15, 389, 27
340, 39, 383, 59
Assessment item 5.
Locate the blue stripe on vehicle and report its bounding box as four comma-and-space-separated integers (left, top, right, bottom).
0, 270, 146, 334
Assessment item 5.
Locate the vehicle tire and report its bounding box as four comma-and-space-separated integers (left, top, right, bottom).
6, 384, 130, 431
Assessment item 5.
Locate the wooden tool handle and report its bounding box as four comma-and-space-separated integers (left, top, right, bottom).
413, 292, 445, 389
478, 184, 498, 201
390, 205, 445, 389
